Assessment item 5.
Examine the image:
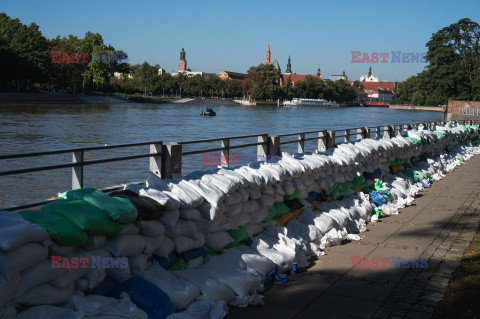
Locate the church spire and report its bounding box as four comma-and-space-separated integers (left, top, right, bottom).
368, 66, 372, 77
286, 55, 292, 74
266, 44, 271, 65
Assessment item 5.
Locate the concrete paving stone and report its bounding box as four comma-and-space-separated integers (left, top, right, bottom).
325, 242, 377, 256
382, 224, 439, 250
358, 222, 405, 244
306, 294, 381, 318
406, 311, 432, 319
264, 273, 338, 308
228, 303, 300, 319
295, 309, 355, 319
309, 251, 363, 275
321, 278, 394, 302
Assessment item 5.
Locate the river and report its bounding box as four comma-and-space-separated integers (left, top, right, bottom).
0, 100, 442, 208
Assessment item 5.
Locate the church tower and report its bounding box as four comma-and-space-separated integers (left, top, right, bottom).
266, 44, 271, 65
317, 68, 321, 77
285, 56, 292, 74
178, 48, 187, 72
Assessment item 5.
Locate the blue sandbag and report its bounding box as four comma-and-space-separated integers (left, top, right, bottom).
181, 247, 205, 262
112, 277, 175, 319
307, 192, 318, 203
92, 277, 118, 297
152, 251, 176, 269
369, 191, 387, 207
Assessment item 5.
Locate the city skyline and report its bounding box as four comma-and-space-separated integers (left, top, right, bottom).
2, 0, 479, 82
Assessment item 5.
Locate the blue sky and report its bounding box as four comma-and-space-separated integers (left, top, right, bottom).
2, 0, 479, 81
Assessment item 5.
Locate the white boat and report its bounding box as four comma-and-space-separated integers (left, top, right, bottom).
283, 98, 339, 107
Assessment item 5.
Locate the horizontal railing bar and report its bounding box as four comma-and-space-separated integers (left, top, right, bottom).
228, 142, 263, 150
183, 147, 226, 156
0, 141, 163, 160
178, 134, 266, 145
0, 153, 159, 177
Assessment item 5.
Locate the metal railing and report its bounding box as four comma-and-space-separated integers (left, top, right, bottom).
1, 120, 477, 211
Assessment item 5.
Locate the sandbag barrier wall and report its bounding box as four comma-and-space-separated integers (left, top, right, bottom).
1, 122, 480, 319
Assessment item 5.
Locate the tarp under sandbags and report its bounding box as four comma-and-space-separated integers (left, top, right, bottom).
58, 188, 138, 223
110, 190, 165, 220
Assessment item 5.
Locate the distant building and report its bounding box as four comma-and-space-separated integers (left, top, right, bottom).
172, 48, 211, 77
113, 72, 133, 79
330, 70, 348, 81
360, 66, 379, 82
158, 67, 165, 75
285, 56, 292, 75
218, 71, 246, 80
347, 80, 397, 103
266, 44, 271, 65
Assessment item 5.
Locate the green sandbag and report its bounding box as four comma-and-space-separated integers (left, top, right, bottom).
19, 210, 88, 246
371, 207, 382, 217
364, 178, 386, 193
226, 227, 250, 248
42, 199, 124, 236
402, 169, 420, 183
263, 206, 277, 223
58, 188, 138, 223
271, 202, 291, 219
405, 137, 422, 145
283, 189, 301, 201
168, 257, 187, 271
434, 131, 445, 139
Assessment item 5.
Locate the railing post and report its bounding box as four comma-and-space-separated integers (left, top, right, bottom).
72, 151, 84, 190
327, 130, 335, 148
356, 128, 364, 140
318, 130, 327, 152
364, 127, 371, 138
374, 126, 381, 138
268, 135, 281, 157
221, 138, 230, 167
343, 129, 350, 143
149, 142, 162, 177
257, 134, 268, 160
161, 143, 182, 179
383, 126, 391, 138
298, 133, 305, 153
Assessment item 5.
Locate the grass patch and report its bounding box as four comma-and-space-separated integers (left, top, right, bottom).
116, 94, 179, 104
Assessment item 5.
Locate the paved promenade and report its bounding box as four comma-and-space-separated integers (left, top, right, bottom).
229, 155, 480, 319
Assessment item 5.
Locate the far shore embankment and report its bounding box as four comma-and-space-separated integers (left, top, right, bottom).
389, 104, 443, 112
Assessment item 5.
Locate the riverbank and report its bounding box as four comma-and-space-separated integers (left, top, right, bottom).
116, 94, 179, 104
390, 104, 443, 112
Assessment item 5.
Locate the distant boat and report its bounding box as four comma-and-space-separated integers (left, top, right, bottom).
200, 110, 216, 116
283, 98, 339, 107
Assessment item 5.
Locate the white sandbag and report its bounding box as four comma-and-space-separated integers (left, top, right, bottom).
50, 251, 92, 289
171, 180, 205, 209
238, 188, 250, 202
242, 200, 260, 214
167, 300, 228, 319
160, 210, 180, 230
166, 219, 198, 239
118, 223, 140, 236
0, 243, 48, 281
201, 174, 240, 194
82, 236, 107, 250
199, 202, 226, 221
226, 246, 275, 277
180, 208, 202, 221
273, 183, 285, 196
73, 293, 148, 319
154, 237, 174, 258
231, 213, 251, 228
256, 195, 274, 209
217, 169, 250, 189
129, 254, 150, 276
0, 273, 21, 308
225, 202, 242, 218
205, 231, 234, 252
186, 256, 204, 269
244, 223, 264, 237
47, 240, 78, 256
260, 184, 275, 196
135, 220, 165, 238
282, 180, 295, 196
16, 305, 78, 319
248, 208, 268, 225
144, 236, 164, 254
234, 167, 264, 189
174, 233, 205, 254
103, 235, 146, 257
247, 188, 261, 200
224, 192, 242, 205
274, 193, 284, 203
13, 260, 68, 299
176, 270, 236, 304
0, 211, 49, 252
184, 180, 225, 207
142, 262, 200, 310
14, 282, 74, 306
138, 187, 180, 211
75, 277, 90, 291
83, 266, 106, 290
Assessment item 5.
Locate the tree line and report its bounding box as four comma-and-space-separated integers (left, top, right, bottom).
0, 12, 359, 102
394, 18, 480, 105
